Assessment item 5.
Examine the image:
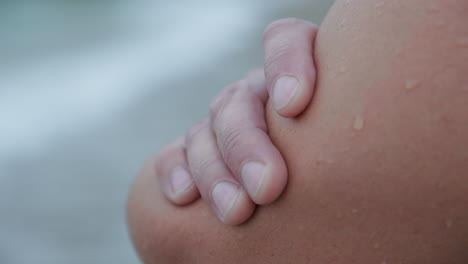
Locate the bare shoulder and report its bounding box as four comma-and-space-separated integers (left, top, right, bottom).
127, 0, 468, 263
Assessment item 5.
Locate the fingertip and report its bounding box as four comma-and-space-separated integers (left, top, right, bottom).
262, 18, 318, 117
155, 138, 200, 206
251, 162, 288, 205
221, 190, 256, 226
164, 176, 200, 206
272, 75, 315, 118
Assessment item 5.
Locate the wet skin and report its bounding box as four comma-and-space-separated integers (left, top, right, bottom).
127, 0, 468, 263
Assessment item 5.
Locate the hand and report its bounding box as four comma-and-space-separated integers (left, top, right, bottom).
154, 18, 318, 225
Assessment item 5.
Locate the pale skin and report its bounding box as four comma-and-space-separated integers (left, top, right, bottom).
127, 0, 468, 263
153, 18, 319, 225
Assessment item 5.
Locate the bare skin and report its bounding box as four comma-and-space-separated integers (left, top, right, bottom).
155, 19, 319, 225
127, 0, 468, 263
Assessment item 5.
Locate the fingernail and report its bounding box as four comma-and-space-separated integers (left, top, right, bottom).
272, 76, 299, 110
241, 161, 266, 198
212, 182, 241, 218
170, 167, 192, 195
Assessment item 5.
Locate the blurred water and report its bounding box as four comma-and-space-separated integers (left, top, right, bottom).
0, 1, 333, 263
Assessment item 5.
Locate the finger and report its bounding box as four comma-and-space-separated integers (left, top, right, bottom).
210, 72, 288, 205
155, 137, 200, 205
210, 68, 267, 116
263, 18, 318, 117
185, 119, 255, 225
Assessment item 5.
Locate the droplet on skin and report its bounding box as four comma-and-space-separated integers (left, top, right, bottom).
405, 80, 421, 90
456, 37, 468, 47
341, 146, 351, 153
353, 115, 365, 130
339, 65, 348, 73
427, 4, 439, 13
394, 47, 403, 56
337, 19, 347, 31
336, 211, 344, 220
445, 219, 453, 228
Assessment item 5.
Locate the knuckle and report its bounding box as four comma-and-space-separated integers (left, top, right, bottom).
247, 67, 263, 76
263, 18, 301, 42
154, 145, 177, 175
185, 118, 209, 146
192, 156, 219, 179
209, 95, 225, 121
220, 127, 243, 164
209, 80, 244, 119
212, 80, 251, 125
264, 43, 291, 75
246, 68, 265, 80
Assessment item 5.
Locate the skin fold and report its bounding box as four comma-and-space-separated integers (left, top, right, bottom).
127, 0, 468, 263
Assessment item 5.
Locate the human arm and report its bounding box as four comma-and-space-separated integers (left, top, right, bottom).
127, 0, 468, 262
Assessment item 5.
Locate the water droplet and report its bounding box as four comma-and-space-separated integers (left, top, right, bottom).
456, 37, 468, 47
336, 211, 344, 219
337, 19, 347, 31
405, 80, 420, 90
237, 233, 246, 241
353, 115, 365, 130
394, 47, 403, 56
427, 4, 439, 13
341, 146, 351, 153
375, 1, 384, 8
445, 219, 453, 228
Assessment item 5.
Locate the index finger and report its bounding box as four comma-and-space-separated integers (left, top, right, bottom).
263, 18, 319, 117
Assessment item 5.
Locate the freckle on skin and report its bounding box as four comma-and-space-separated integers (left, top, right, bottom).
353, 115, 365, 130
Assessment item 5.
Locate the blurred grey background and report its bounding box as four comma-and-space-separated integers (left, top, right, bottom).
0, 1, 333, 263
